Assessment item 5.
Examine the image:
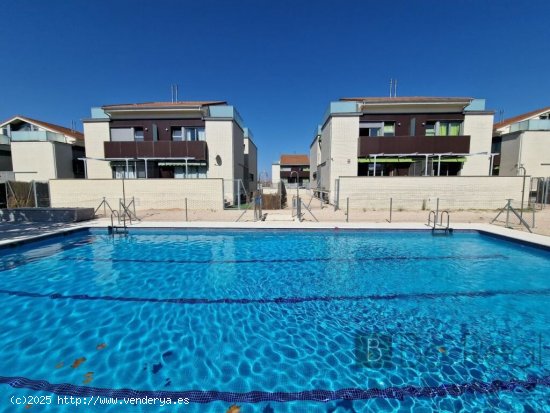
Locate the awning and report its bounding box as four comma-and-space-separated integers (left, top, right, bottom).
359, 158, 414, 163
158, 162, 205, 166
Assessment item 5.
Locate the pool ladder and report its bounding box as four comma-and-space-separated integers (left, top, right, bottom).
428, 210, 453, 235
108, 211, 129, 235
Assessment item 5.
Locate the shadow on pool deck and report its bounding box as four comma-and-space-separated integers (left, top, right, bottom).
0, 222, 83, 242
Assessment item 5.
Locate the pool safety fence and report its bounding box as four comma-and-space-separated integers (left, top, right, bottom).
50, 179, 225, 212
335, 176, 529, 211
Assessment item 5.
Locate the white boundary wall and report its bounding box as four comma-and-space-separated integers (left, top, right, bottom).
50, 179, 224, 211
337, 176, 527, 210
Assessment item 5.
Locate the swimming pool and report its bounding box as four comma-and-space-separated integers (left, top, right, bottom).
0, 228, 548, 412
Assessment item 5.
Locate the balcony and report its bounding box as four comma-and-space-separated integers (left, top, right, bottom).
510, 119, 550, 132
0, 134, 9, 146
10, 130, 69, 143
280, 170, 310, 179
104, 140, 207, 160
358, 135, 470, 157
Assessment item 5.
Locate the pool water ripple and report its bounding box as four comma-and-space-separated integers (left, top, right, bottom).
0, 229, 548, 411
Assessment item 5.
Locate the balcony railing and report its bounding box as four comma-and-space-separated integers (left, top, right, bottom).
0, 134, 9, 145
510, 119, 550, 132
358, 135, 470, 157
10, 130, 69, 143
104, 140, 207, 160
280, 170, 310, 179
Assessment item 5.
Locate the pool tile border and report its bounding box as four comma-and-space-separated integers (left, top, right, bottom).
1, 374, 549, 404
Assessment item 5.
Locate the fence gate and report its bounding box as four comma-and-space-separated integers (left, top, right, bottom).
5, 181, 51, 208
531, 177, 550, 206
34, 182, 50, 207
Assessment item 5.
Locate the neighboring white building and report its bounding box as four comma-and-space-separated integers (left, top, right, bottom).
244, 128, 258, 194
82, 101, 257, 203
310, 97, 495, 202
271, 162, 281, 186
493, 106, 550, 177
0, 115, 85, 181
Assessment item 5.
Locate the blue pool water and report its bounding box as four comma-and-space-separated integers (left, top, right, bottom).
0, 229, 549, 412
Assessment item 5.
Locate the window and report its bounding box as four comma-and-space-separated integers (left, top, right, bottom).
425, 121, 462, 136
171, 127, 183, 141
185, 127, 206, 141
383, 122, 395, 137
360, 122, 395, 137
134, 128, 144, 141
113, 165, 135, 179
425, 122, 436, 136
174, 165, 207, 178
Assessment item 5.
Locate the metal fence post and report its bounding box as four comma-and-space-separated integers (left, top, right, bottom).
346, 197, 349, 223
185, 198, 188, 222
389, 197, 392, 223
435, 198, 439, 227
32, 181, 38, 207
505, 199, 511, 228
237, 180, 241, 210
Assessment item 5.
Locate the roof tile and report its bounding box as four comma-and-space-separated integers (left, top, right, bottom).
280, 154, 309, 165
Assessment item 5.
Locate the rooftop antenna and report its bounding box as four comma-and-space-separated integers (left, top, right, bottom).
499, 109, 504, 123
394, 79, 398, 97
170, 84, 179, 102
389, 78, 393, 97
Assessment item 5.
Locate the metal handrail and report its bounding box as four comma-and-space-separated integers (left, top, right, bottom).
440, 210, 450, 229
428, 210, 437, 228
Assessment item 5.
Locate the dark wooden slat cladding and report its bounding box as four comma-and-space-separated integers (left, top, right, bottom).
360, 113, 465, 137
104, 141, 207, 160
280, 171, 310, 179
109, 119, 205, 142
358, 136, 470, 156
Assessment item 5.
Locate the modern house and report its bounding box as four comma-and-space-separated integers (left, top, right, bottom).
272, 154, 310, 187
82, 101, 257, 202
0, 115, 85, 181
310, 97, 494, 199
492, 106, 550, 177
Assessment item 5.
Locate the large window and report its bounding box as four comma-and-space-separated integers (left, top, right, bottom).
171, 127, 205, 141
185, 127, 205, 141
360, 122, 395, 137
425, 121, 462, 136
174, 165, 207, 178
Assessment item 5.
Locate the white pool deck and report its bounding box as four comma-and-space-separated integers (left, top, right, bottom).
1, 219, 549, 249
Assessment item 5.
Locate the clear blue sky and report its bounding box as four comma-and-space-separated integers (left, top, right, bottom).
1, 0, 549, 176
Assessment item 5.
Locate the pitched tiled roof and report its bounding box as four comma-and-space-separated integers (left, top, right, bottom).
280, 154, 309, 165
340, 96, 472, 104
102, 101, 227, 110
0, 115, 84, 140
493, 106, 550, 130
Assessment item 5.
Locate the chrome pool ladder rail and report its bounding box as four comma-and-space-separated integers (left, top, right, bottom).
428, 210, 453, 235
108, 210, 129, 235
